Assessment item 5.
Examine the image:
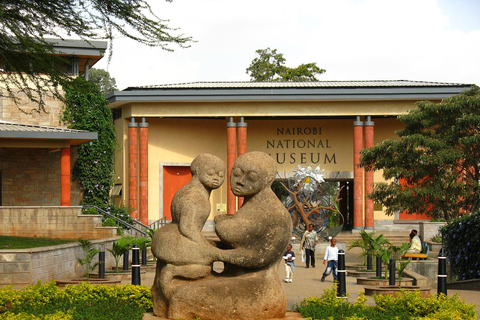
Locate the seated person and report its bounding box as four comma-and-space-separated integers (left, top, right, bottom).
407, 229, 422, 253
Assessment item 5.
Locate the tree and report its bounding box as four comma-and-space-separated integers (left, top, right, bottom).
360, 86, 480, 223
88, 68, 118, 96
0, 0, 192, 113
246, 48, 325, 82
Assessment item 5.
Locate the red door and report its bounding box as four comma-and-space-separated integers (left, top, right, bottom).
163, 166, 192, 220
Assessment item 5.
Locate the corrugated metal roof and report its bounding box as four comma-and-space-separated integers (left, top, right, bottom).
128, 80, 470, 90
0, 121, 98, 143
0, 121, 89, 133
107, 80, 472, 108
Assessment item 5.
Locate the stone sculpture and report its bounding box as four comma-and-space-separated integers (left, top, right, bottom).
151, 151, 292, 320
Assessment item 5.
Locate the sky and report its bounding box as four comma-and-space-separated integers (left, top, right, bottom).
94, 0, 480, 91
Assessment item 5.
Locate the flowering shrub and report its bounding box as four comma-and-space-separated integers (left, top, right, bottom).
441, 211, 480, 280
0, 281, 152, 319
62, 77, 116, 209
294, 285, 477, 319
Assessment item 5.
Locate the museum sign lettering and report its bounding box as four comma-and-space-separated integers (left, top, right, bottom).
267, 127, 337, 165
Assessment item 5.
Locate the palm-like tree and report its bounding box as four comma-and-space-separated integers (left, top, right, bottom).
77, 239, 100, 280
107, 236, 134, 272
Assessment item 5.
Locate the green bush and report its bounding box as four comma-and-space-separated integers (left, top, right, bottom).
441, 211, 480, 280
294, 286, 477, 320
0, 281, 152, 319
431, 233, 442, 243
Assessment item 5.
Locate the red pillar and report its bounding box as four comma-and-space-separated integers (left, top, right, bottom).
60, 147, 71, 206
227, 117, 237, 214
364, 116, 375, 229
237, 117, 247, 208
353, 116, 364, 229
139, 118, 149, 225
129, 118, 139, 220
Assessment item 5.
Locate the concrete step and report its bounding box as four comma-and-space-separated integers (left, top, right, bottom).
335, 230, 411, 247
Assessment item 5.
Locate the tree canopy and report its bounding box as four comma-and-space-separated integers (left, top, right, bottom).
0, 0, 192, 113
88, 68, 118, 96
360, 86, 480, 223
246, 48, 325, 82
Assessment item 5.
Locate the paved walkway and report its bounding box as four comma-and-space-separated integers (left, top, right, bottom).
137, 246, 480, 319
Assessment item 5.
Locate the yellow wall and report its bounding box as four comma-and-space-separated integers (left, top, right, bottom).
147, 118, 227, 221
123, 100, 418, 118
112, 97, 433, 224
248, 119, 353, 175
115, 114, 406, 223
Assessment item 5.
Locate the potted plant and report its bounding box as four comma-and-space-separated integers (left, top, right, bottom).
77, 239, 100, 280
108, 236, 134, 272
348, 229, 375, 269
131, 236, 152, 265
56, 240, 122, 287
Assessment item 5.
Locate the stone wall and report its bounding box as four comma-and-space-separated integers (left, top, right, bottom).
0, 90, 65, 127
406, 260, 439, 288
0, 238, 118, 287
0, 148, 82, 206
419, 222, 446, 242
0, 206, 117, 239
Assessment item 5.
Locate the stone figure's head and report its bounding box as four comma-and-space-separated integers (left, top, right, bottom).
191, 154, 226, 190
231, 151, 277, 197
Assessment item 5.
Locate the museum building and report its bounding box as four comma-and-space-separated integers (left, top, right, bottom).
106, 80, 472, 231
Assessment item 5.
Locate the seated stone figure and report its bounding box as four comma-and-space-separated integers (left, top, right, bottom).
165, 151, 292, 320
151, 154, 226, 316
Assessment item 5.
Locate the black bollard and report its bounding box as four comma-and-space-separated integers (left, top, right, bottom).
141, 248, 148, 266
366, 255, 373, 271
437, 250, 447, 296
337, 250, 347, 298
388, 259, 395, 286
123, 250, 129, 271
375, 256, 382, 277
98, 251, 105, 279
131, 245, 141, 285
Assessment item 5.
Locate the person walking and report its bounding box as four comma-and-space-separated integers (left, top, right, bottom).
300, 223, 318, 268
283, 244, 295, 283
321, 238, 338, 282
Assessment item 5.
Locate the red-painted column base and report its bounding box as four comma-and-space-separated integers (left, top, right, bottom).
129, 119, 139, 220
60, 148, 71, 206
227, 118, 237, 214
353, 117, 364, 229
364, 117, 375, 229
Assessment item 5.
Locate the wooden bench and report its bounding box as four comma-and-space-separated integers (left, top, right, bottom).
402, 252, 428, 260
402, 242, 430, 260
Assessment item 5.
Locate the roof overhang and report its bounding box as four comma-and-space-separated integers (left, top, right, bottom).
45, 38, 107, 72
106, 80, 473, 109
46, 38, 107, 58
0, 122, 98, 148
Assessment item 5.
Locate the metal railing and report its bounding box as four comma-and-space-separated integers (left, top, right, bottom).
149, 217, 168, 230
82, 205, 150, 238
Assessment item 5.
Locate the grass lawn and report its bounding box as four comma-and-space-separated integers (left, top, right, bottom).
0, 236, 75, 249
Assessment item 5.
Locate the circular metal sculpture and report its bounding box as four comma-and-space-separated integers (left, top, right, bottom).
280, 165, 344, 240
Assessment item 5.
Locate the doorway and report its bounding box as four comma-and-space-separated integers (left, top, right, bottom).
162, 166, 192, 220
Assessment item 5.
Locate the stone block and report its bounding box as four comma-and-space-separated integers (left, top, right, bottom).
4, 263, 30, 273
0, 253, 31, 262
